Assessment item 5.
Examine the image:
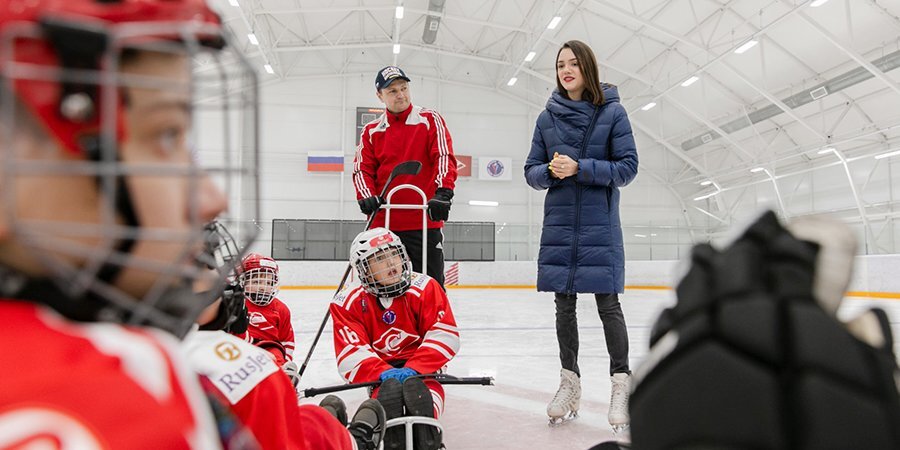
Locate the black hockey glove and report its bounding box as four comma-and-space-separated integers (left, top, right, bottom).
427, 188, 454, 222
358, 196, 384, 215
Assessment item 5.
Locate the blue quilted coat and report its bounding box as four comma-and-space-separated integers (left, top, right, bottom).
524, 85, 638, 294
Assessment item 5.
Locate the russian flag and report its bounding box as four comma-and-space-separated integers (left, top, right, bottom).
308, 152, 345, 172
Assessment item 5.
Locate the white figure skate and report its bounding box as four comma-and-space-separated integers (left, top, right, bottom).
547, 368, 581, 426
608, 372, 631, 434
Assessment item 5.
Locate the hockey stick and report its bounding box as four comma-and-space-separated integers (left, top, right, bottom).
297, 160, 423, 380
302, 374, 495, 398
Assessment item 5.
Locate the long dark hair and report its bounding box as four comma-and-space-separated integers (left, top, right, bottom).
555, 40, 605, 106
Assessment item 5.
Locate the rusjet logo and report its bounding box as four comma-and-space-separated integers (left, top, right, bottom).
215, 342, 242, 361
373, 327, 419, 354
487, 159, 505, 177
217, 352, 273, 393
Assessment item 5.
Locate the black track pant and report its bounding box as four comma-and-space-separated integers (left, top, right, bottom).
394, 228, 445, 288
555, 292, 630, 376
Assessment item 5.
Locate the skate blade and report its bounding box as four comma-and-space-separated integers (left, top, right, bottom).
611, 423, 630, 435
548, 412, 578, 427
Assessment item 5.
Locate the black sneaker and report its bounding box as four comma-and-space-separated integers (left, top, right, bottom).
348, 398, 386, 450
377, 378, 405, 450
402, 377, 442, 450
318, 394, 348, 426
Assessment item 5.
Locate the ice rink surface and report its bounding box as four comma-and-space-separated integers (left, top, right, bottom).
286, 287, 900, 450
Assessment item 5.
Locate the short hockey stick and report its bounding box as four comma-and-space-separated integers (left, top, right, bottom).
301, 374, 495, 398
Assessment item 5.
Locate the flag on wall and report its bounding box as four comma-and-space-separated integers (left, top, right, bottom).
308, 152, 345, 172
477, 157, 512, 181
445, 262, 459, 286
456, 155, 472, 177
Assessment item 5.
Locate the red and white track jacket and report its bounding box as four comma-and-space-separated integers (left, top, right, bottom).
245, 297, 295, 364
329, 273, 460, 383
353, 104, 458, 231
0, 301, 221, 449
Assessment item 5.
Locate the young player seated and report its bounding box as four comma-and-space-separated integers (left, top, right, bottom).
330, 228, 461, 450
237, 253, 301, 386
187, 222, 387, 450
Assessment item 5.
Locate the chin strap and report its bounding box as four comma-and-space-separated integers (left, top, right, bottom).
0, 265, 114, 323
0, 264, 215, 338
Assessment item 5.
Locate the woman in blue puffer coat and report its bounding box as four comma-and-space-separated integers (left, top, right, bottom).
524, 40, 638, 430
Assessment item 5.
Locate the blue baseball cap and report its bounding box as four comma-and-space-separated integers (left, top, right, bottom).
375, 65, 411, 91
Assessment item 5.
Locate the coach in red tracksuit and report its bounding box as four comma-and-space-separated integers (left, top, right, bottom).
353, 65, 458, 287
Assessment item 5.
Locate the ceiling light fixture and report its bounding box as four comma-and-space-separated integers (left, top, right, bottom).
694, 191, 720, 201
874, 149, 900, 160
547, 16, 562, 29
681, 76, 699, 87
734, 39, 759, 54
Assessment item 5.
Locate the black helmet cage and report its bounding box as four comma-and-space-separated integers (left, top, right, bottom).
0, 20, 260, 337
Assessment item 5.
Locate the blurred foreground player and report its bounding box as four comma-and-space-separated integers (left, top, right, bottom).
187, 223, 386, 450
622, 211, 900, 450
331, 228, 460, 450
0, 0, 260, 447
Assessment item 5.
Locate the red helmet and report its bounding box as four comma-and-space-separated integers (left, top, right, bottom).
1, 0, 222, 155
0, 0, 261, 338
239, 253, 280, 306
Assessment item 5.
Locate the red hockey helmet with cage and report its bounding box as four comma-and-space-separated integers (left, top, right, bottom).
0, 0, 223, 155
239, 253, 279, 306
0, 0, 259, 338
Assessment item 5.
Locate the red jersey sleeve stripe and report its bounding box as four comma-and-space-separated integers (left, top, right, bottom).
352, 139, 373, 198
423, 109, 450, 189
419, 341, 455, 360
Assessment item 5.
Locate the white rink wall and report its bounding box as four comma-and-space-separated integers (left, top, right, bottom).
278, 255, 900, 295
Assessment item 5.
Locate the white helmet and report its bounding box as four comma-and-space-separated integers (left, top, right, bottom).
350, 228, 412, 299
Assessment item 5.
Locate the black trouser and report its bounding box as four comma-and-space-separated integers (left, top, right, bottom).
555, 292, 630, 376
394, 228, 445, 288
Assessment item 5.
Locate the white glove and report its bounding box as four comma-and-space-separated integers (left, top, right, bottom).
282, 361, 300, 389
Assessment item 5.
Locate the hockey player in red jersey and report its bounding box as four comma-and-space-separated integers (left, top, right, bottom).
237, 253, 302, 388
189, 222, 387, 450
0, 0, 261, 448
331, 228, 460, 450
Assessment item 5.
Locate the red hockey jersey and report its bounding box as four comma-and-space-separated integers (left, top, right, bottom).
329, 273, 460, 383
352, 104, 457, 231
0, 301, 221, 449
245, 297, 295, 362
184, 330, 353, 450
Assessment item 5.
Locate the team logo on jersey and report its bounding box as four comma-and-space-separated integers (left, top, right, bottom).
382, 310, 396, 325
373, 327, 419, 354
249, 312, 274, 330
215, 342, 242, 361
